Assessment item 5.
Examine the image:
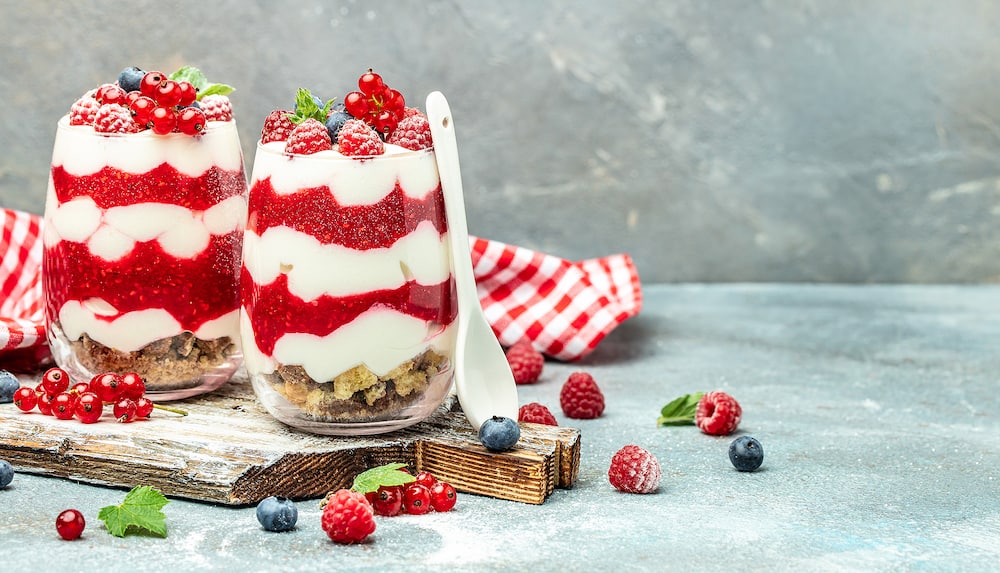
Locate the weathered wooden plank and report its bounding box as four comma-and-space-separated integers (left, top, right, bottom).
0, 376, 580, 505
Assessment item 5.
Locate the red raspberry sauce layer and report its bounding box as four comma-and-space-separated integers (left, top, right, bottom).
44, 231, 242, 331
241, 268, 456, 356
51, 164, 246, 210
247, 178, 446, 250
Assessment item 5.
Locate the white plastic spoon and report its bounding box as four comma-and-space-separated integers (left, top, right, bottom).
426, 91, 518, 430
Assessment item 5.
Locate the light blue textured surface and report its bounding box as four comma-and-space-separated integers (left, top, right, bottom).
1, 284, 997, 572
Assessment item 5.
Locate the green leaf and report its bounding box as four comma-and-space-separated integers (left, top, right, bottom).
350, 463, 416, 494
198, 83, 235, 99
287, 88, 335, 124
168, 65, 235, 101
657, 392, 704, 426
97, 485, 170, 538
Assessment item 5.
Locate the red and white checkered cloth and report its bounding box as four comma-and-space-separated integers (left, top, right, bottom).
0, 207, 641, 367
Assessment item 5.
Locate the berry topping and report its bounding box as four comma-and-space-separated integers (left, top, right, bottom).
154, 80, 183, 107
386, 113, 433, 151
608, 445, 662, 494
504, 341, 544, 385
344, 69, 405, 138
0, 460, 12, 489
324, 110, 353, 143
478, 415, 521, 451
128, 95, 156, 127
695, 391, 742, 436
321, 489, 376, 544
256, 496, 298, 532
176, 107, 208, 136
337, 118, 384, 157
69, 97, 100, 126
176, 81, 198, 107
93, 103, 135, 134
518, 402, 558, 426
149, 106, 177, 135
261, 109, 296, 143
559, 372, 605, 419
117, 66, 145, 93
41, 367, 70, 395
729, 436, 764, 472
95, 84, 127, 106
401, 483, 432, 515
56, 509, 86, 540
199, 94, 233, 122
429, 481, 457, 512
0, 370, 19, 403
139, 71, 166, 98
284, 118, 333, 155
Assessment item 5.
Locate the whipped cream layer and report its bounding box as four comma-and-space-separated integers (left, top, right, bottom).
59, 304, 240, 353
251, 141, 439, 206
51, 116, 244, 177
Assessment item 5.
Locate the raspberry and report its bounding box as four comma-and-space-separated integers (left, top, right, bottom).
559, 372, 605, 419
93, 105, 139, 134
284, 119, 333, 155
402, 107, 423, 119
695, 391, 742, 436
337, 118, 384, 157
69, 97, 100, 126
518, 402, 557, 426
505, 341, 544, 385
261, 109, 296, 143
320, 489, 375, 544
607, 445, 661, 494
386, 114, 433, 151
199, 94, 233, 122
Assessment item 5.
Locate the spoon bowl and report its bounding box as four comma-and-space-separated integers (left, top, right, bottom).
426, 91, 519, 430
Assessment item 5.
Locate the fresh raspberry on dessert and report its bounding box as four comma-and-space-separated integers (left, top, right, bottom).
320, 489, 376, 544
695, 391, 742, 436
559, 371, 605, 419
608, 445, 661, 494
505, 341, 544, 385
518, 402, 558, 426
69, 97, 100, 126
386, 114, 433, 151
402, 106, 423, 119
337, 118, 384, 157
93, 103, 135, 133
261, 109, 296, 143
285, 118, 333, 155
199, 94, 233, 122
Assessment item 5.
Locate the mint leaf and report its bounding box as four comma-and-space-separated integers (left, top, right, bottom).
97, 485, 169, 538
288, 88, 335, 124
657, 392, 704, 426
351, 463, 415, 494
198, 83, 235, 99
169, 66, 235, 101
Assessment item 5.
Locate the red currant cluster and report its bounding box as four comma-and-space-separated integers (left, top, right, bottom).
12, 367, 164, 424
343, 70, 406, 138
366, 470, 457, 516
95, 71, 207, 136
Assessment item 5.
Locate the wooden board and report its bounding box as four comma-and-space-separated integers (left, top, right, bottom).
0, 376, 580, 505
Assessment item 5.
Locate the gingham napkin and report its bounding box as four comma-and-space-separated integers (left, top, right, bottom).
1, 208, 641, 366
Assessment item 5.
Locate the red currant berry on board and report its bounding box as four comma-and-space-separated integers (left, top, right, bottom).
344, 91, 369, 118
119, 372, 145, 400
358, 70, 385, 96
129, 95, 157, 127
41, 367, 70, 395
36, 390, 55, 416
176, 81, 198, 106
55, 509, 85, 540
402, 483, 432, 515
414, 471, 437, 489
91, 373, 123, 403
69, 382, 90, 395
154, 80, 182, 107
13, 387, 37, 412
114, 398, 137, 423
139, 71, 166, 98
430, 482, 457, 512
371, 485, 403, 517
74, 392, 103, 424
134, 397, 154, 419
51, 392, 78, 420
149, 106, 177, 135
176, 107, 207, 135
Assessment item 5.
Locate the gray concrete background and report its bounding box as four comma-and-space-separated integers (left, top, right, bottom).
2, 0, 1000, 283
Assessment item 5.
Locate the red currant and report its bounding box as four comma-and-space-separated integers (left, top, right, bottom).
55, 509, 86, 540
385, 89, 405, 119
370, 485, 403, 517
149, 106, 177, 135
430, 481, 457, 512
13, 387, 37, 412
91, 373, 123, 403
176, 107, 207, 136
41, 367, 70, 394
114, 398, 137, 423
124, 90, 143, 108
358, 70, 385, 96
134, 397, 154, 419
74, 392, 103, 424
372, 110, 397, 137
69, 382, 90, 395
402, 483, 432, 515
139, 71, 166, 98
51, 392, 78, 420
154, 80, 182, 107
95, 84, 127, 105
176, 81, 198, 106
119, 372, 146, 400
129, 96, 157, 127
36, 390, 55, 416
414, 471, 437, 489
344, 91, 369, 118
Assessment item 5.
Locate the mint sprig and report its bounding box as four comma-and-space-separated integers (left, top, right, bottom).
97, 485, 170, 538
350, 463, 415, 494
169, 65, 234, 100
656, 392, 704, 426
287, 88, 336, 124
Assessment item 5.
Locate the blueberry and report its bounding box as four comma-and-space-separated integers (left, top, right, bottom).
325, 110, 353, 143
256, 496, 297, 532
729, 436, 764, 472
0, 460, 13, 489
0, 370, 19, 403
478, 416, 521, 451
118, 66, 145, 93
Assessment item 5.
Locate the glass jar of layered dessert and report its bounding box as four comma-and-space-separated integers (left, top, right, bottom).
43, 67, 247, 400
242, 76, 456, 435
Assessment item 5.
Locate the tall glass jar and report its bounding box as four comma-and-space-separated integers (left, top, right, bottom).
43, 117, 247, 400
241, 140, 456, 435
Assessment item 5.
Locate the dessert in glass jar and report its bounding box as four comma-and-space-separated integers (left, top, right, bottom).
43, 66, 247, 400
242, 74, 456, 435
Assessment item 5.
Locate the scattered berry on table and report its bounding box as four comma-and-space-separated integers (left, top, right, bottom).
560, 372, 605, 419
607, 445, 662, 494
0, 370, 19, 403
51, 392, 77, 420
13, 387, 37, 412
113, 398, 138, 423
518, 402, 558, 426
73, 392, 103, 424
729, 436, 764, 472
695, 391, 742, 436
261, 109, 296, 143
285, 118, 333, 155
134, 397, 155, 419
0, 460, 13, 488
479, 415, 521, 451
91, 372, 123, 403
36, 390, 55, 415
430, 481, 457, 512
321, 489, 376, 544
402, 483, 432, 515
55, 509, 86, 540
69, 97, 100, 126
117, 66, 145, 93
119, 372, 146, 400
41, 367, 70, 395
504, 341, 544, 385
414, 471, 437, 489
256, 496, 298, 532
200, 94, 233, 122
386, 113, 433, 151
368, 485, 403, 517
337, 118, 384, 157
